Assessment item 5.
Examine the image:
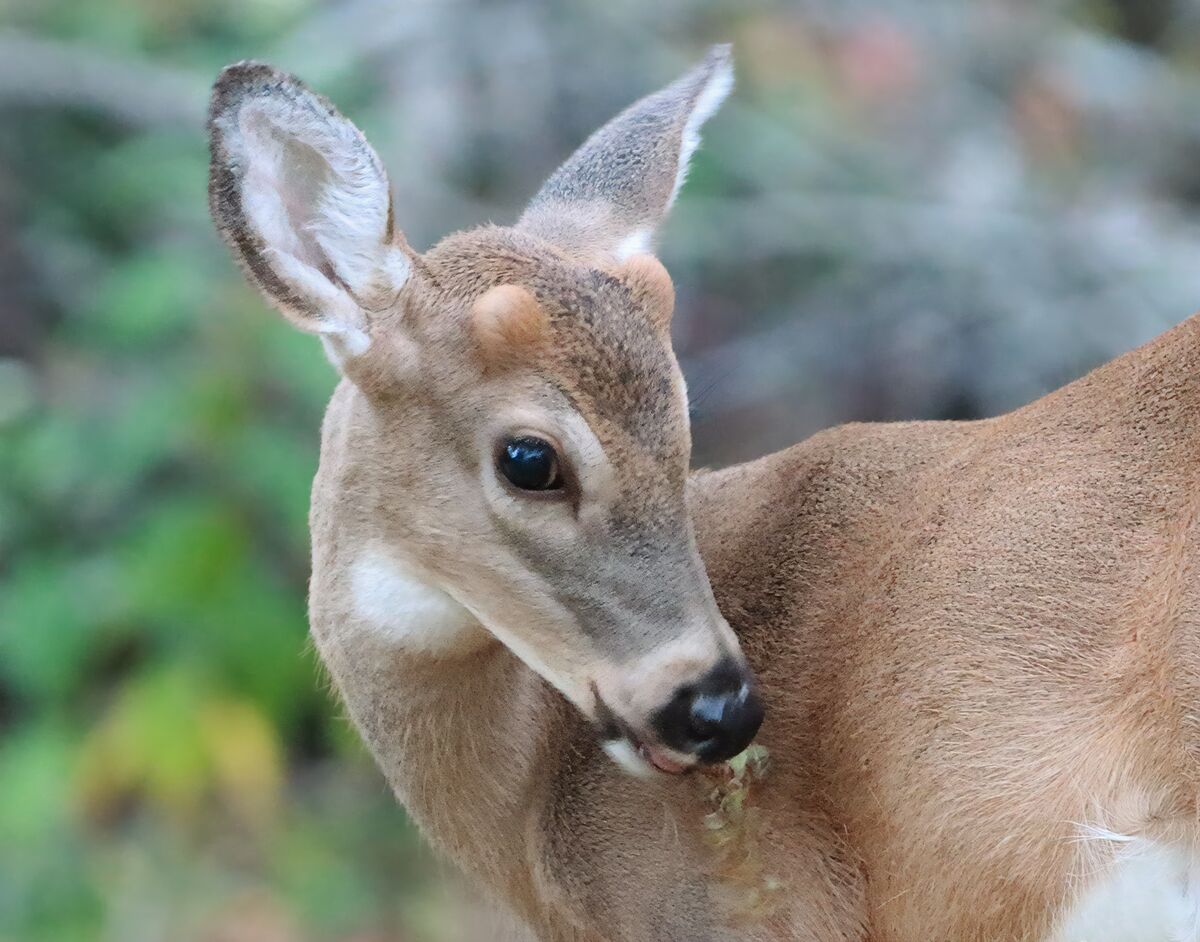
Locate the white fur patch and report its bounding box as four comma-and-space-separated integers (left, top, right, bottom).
614, 228, 652, 261
348, 546, 485, 653
319, 326, 372, 370
668, 47, 734, 208
1050, 838, 1200, 942
602, 739, 655, 779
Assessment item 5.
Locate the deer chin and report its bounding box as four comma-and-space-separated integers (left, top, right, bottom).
592, 685, 696, 777
602, 735, 695, 777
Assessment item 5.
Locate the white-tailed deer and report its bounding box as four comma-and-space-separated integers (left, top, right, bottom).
208, 46, 1200, 942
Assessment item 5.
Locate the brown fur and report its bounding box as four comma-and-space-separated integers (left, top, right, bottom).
612, 254, 675, 334
473, 284, 550, 368
207, 47, 1200, 942
689, 319, 1200, 939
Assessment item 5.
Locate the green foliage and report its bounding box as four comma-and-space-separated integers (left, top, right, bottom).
0, 2, 438, 938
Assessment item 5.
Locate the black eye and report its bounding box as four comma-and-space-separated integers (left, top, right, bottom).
498, 436, 564, 492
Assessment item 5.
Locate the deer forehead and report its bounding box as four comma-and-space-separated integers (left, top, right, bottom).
406, 233, 688, 453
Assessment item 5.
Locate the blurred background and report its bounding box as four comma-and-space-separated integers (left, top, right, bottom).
5, 0, 1200, 939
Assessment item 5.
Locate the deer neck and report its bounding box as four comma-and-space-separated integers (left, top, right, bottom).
309, 525, 557, 897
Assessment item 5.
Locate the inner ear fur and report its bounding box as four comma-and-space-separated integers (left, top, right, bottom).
472, 284, 550, 368
207, 60, 410, 363
614, 253, 675, 333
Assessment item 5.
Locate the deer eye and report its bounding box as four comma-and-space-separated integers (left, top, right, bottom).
498, 436, 564, 492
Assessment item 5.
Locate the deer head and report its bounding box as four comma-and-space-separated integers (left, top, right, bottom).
207, 46, 762, 777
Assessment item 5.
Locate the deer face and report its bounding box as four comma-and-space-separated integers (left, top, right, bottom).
207, 49, 763, 775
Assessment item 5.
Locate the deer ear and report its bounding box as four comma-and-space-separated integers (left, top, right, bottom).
518, 45, 733, 263
207, 61, 410, 361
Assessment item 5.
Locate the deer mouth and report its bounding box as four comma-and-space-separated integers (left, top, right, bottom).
603, 729, 696, 776
592, 686, 695, 776
636, 737, 694, 775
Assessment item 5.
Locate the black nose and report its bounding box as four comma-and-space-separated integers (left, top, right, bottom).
651, 659, 765, 763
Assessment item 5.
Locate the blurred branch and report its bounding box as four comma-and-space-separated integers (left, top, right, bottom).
674, 192, 1193, 269
0, 0, 455, 130
269, 0, 457, 83
0, 30, 207, 127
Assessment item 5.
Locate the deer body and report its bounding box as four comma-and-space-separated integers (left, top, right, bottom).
208, 47, 1200, 941
691, 317, 1200, 940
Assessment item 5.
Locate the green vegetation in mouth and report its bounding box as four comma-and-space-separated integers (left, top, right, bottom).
699, 744, 786, 921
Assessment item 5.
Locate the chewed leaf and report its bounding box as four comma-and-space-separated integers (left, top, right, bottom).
727, 749, 750, 778
725, 742, 770, 782
697, 740, 785, 923
741, 744, 771, 779
720, 789, 746, 818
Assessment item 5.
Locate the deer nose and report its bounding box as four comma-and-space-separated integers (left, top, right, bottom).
651, 659, 765, 763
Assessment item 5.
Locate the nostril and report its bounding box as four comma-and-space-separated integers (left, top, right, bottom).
650, 658, 765, 762
688, 684, 764, 762
687, 687, 744, 740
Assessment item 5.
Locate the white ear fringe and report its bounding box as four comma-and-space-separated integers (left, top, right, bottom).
669, 51, 735, 209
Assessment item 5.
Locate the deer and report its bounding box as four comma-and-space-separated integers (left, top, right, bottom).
207, 44, 1200, 942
